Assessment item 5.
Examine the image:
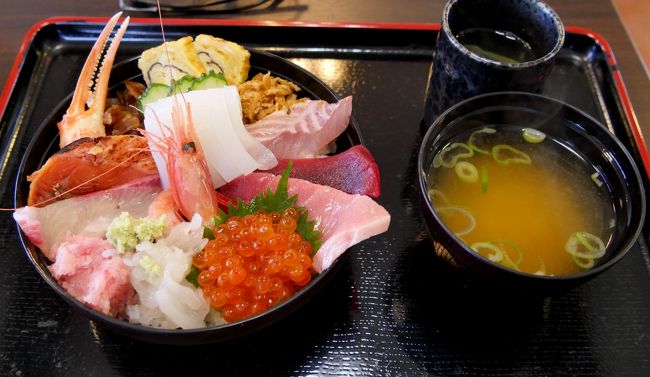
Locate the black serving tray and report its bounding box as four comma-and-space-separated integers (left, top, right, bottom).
1, 18, 649, 376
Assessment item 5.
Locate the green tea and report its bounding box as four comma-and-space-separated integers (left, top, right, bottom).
427, 127, 615, 275
456, 28, 536, 64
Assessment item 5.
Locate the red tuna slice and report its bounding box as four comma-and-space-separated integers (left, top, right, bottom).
246, 96, 353, 159
220, 173, 390, 273
264, 145, 381, 197
14, 175, 161, 261
49, 235, 135, 317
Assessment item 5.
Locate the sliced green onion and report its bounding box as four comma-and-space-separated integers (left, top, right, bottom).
468, 127, 497, 154
492, 144, 532, 165
495, 240, 523, 266
471, 242, 504, 262
436, 142, 474, 168
432, 153, 443, 168
591, 172, 604, 187
572, 254, 595, 269
565, 231, 606, 259
481, 165, 488, 193
454, 161, 479, 183
499, 253, 521, 271
522, 128, 546, 143
427, 188, 450, 207
436, 206, 476, 236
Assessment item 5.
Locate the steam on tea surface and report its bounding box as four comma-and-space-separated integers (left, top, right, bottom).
427, 127, 614, 275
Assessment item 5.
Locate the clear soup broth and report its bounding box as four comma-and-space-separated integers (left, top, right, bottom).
427, 126, 615, 276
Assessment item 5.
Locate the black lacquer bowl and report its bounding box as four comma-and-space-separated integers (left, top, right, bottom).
418, 92, 645, 291
14, 50, 362, 344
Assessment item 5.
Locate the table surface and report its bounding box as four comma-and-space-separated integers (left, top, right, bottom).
1, 0, 650, 149
2, 0, 650, 376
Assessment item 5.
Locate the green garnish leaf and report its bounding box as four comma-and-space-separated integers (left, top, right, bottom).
296, 211, 322, 256
214, 162, 322, 252
203, 226, 215, 240
185, 265, 200, 288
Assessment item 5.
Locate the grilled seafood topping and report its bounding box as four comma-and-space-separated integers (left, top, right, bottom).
27, 135, 156, 206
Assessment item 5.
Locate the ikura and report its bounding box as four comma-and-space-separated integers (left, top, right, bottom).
193, 208, 314, 322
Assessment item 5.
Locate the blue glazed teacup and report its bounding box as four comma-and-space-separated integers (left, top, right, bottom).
423, 0, 565, 126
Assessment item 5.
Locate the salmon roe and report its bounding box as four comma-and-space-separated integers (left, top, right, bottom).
193, 208, 314, 322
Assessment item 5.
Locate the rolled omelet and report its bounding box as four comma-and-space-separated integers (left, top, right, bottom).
193, 34, 250, 85
138, 36, 206, 85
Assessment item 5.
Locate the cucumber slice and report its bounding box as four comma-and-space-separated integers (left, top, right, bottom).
191, 71, 227, 91
169, 75, 195, 95
139, 83, 171, 109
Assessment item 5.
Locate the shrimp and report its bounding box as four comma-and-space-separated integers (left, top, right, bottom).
143, 97, 228, 222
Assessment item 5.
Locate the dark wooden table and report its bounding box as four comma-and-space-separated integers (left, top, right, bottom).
2, 1, 650, 376
1, 0, 649, 148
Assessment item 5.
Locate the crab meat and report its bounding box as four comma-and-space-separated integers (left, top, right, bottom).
57, 12, 130, 148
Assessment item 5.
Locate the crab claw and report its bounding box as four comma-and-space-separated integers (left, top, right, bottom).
57, 12, 130, 148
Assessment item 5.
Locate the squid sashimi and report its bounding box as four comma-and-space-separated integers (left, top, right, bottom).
27, 135, 157, 206
123, 214, 210, 329
143, 86, 277, 189
49, 235, 134, 317
14, 175, 161, 260
246, 96, 353, 159
220, 172, 391, 272
265, 145, 381, 197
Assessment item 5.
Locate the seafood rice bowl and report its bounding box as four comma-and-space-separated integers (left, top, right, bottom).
13, 13, 391, 343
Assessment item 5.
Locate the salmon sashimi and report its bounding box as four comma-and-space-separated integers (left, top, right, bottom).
220, 172, 390, 272
14, 175, 161, 260
49, 235, 135, 317
264, 145, 381, 197
27, 135, 157, 206
246, 96, 353, 159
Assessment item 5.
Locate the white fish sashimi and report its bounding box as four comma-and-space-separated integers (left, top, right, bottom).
220, 172, 390, 273
246, 96, 353, 159
123, 214, 210, 329
143, 87, 277, 188
14, 176, 161, 261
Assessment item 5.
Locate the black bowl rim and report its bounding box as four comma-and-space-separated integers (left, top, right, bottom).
417, 91, 646, 281
13, 49, 363, 342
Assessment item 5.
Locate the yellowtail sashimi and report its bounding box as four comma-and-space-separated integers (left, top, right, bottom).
220, 172, 390, 272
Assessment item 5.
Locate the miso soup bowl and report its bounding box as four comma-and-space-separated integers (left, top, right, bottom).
417, 92, 646, 290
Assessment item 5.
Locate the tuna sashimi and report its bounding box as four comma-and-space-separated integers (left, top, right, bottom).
220, 173, 390, 272
49, 235, 135, 317
14, 175, 161, 261
27, 135, 157, 206
264, 145, 381, 197
246, 96, 353, 159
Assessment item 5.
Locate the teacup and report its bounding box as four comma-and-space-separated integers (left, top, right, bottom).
422, 0, 565, 126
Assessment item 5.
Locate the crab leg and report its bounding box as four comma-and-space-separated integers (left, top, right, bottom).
57, 12, 130, 148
